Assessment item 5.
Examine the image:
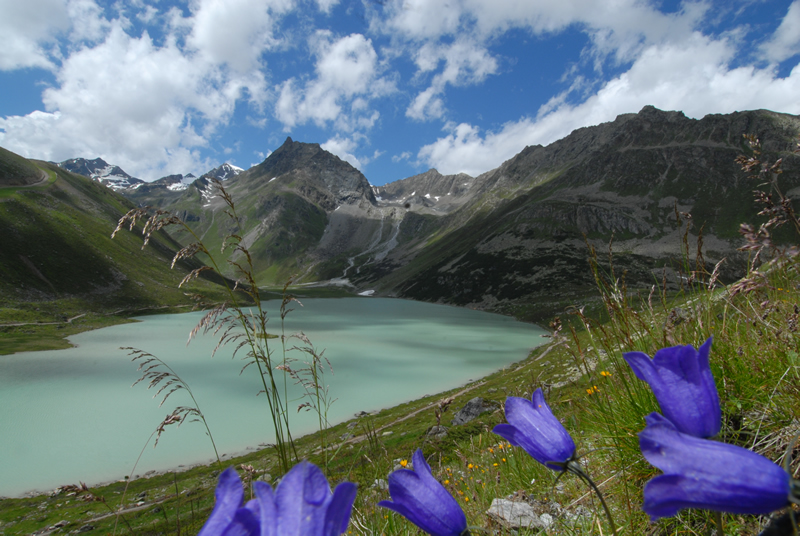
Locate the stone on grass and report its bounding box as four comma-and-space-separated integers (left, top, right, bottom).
451, 397, 497, 426
426, 425, 448, 439
487, 499, 551, 529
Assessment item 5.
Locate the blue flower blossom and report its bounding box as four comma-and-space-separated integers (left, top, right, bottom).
198, 462, 357, 536
624, 337, 720, 437
378, 449, 469, 536
639, 412, 791, 520
492, 388, 576, 471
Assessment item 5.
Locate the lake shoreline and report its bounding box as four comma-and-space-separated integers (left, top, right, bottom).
0, 297, 545, 497
2, 285, 546, 356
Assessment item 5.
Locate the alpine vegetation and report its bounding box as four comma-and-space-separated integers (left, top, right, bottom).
112, 179, 332, 475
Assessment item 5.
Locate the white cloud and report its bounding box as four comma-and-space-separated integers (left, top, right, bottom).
321, 134, 365, 170
379, 0, 463, 39
0, 0, 289, 181
186, 0, 293, 73
407, 87, 445, 121
315, 0, 339, 14
419, 33, 800, 176
760, 1, 800, 63
137, 5, 159, 24
407, 38, 498, 120
66, 0, 110, 43
0, 20, 252, 179
275, 32, 393, 130
0, 0, 69, 70
380, 0, 705, 59
392, 151, 412, 163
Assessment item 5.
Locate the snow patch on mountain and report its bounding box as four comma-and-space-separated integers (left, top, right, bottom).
58, 157, 143, 190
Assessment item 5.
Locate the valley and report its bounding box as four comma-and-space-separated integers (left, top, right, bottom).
3, 106, 800, 355
1, 105, 800, 535
100, 106, 800, 322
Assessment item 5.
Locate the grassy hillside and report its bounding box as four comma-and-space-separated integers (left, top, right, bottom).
0, 153, 236, 354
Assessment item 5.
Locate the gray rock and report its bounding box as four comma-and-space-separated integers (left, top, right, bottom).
77, 524, 95, 532
426, 425, 448, 439
451, 397, 498, 426
372, 479, 388, 491
487, 499, 548, 529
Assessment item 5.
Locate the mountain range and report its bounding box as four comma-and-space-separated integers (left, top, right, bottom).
4, 106, 799, 323
58, 158, 243, 191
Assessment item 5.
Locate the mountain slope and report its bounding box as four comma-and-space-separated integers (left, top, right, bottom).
149, 137, 389, 283
53, 106, 799, 323
0, 148, 227, 312
59, 157, 144, 190
350, 107, 800, 319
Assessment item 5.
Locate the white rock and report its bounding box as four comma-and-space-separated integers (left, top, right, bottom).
487, 499, 548, 529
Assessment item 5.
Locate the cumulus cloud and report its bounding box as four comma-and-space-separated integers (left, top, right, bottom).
760, 0, 800, 63
0, 0, 70, 70
407, 39, 498, 120
379, 0, 463, 39
379, 0, 705, 60
418, 32, 800, 175
186, 0, 293, 74
275, 32, 394, 130
0, 20, 251, 179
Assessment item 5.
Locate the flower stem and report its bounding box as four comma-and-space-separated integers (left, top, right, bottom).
714, 510, 723, 536
566, 461, 618, 535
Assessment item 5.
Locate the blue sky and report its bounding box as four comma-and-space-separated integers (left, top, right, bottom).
1, 0, 800, 186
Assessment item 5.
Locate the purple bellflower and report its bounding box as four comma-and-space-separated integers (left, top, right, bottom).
378, 449, 469, 536
198, 462, 357, 536
639, 412, 792, 520
492, 388, 576, 471
624, 337, 720, 438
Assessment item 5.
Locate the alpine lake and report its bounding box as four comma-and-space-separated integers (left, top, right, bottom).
0, 297, 545, 497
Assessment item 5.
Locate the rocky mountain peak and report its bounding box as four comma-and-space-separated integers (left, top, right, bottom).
202, 163, 243, 181
58, 157, 142, 190
252, 137, 375, 206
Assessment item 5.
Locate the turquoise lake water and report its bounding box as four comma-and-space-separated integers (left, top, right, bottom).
0, 298, 545, 497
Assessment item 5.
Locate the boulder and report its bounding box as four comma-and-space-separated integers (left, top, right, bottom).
426, 425, 448, 439
451, 397, 498, 426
